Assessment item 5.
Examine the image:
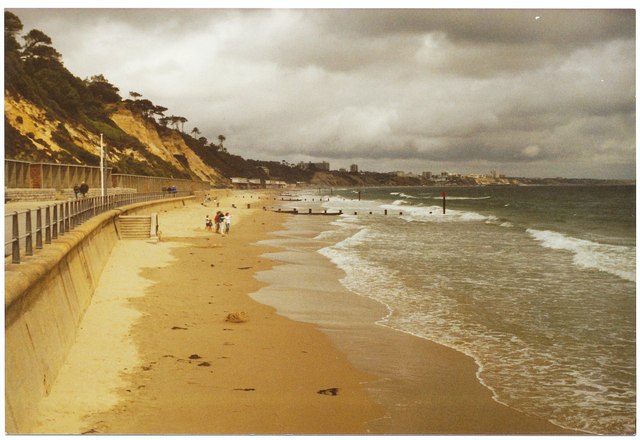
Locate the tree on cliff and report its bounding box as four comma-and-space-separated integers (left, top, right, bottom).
85, 74, 121, 103
4, 11, 28, 98
4, 11, 23, 53
191, 127, 201, 137
218, 134, 226, 149
21, 29, 62, 62
177, 116, 187, 132
153, 105, 168, 121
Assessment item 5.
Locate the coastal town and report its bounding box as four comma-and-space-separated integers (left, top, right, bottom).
229, 160, 632, 190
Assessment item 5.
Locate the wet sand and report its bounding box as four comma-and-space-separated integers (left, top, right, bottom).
252, 213, 580, 435
30, 190, 578, 435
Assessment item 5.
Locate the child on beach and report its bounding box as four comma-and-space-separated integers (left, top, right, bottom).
205, 215, 212, 231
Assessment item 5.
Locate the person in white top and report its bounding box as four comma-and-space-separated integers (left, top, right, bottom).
224, 212, 231, 234
219, 212, 226, 236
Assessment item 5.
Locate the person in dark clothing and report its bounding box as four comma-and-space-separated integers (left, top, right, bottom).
79, 182, 89, 197
73, 184, 80, 198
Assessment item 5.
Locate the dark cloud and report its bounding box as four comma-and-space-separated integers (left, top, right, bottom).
318, 9, 635, 45
8, 6, 636, 179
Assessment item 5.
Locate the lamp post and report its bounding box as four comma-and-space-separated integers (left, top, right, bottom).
99, 133, 106, 197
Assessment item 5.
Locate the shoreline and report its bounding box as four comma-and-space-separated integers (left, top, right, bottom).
251, 211, 581, 434
31, 190, 383, 434
29, 189, 581, 434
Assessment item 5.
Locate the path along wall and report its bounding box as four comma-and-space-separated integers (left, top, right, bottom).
4, 196, 194, 433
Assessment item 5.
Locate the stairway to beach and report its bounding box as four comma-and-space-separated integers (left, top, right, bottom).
118, 215, 152, 240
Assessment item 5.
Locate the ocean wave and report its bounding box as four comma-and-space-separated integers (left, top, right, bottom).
316, 211, 634, 434
390, 192, 419, 199
379, 203, 495, 223
527, 229, 635, 282
434, 196, 492, 200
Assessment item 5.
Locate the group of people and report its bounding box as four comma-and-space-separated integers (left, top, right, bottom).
205, 211, 231, 235
72, 182, 89, 198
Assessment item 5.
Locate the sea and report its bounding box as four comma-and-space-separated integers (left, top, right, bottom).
275, 185, 635, 435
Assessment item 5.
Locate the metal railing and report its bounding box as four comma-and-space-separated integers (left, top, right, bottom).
5, 191, 189, 264
5, 159, 212, 192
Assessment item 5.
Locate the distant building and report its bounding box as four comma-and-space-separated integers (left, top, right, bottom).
298, 161, 330, 171
231, 177, 264, 189
422, 171, 432, 179
312, 161, 330, 171
264, 180, 287, 189
350, 164, 359, 173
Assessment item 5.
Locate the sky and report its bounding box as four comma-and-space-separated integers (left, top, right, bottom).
7, 2, 637, 179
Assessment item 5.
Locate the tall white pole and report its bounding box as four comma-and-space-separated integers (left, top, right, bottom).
100, 133, 105, 197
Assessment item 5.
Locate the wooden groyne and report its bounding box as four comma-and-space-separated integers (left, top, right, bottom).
274, 208, 341, 216
272, 208, 406, 216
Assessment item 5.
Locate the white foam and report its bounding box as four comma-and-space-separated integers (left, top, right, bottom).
378, 202, 495, 223
390, 192, 418, 199
527, 229, 636, 282
435, 196, 492, 200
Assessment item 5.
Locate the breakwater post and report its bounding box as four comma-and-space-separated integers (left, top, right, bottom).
442, 191, 446, 214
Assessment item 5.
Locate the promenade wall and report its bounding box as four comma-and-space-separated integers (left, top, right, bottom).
4, 195, 194, 433
5, 159, 212, 193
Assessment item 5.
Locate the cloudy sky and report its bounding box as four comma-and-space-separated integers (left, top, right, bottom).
9, 3, 636, 178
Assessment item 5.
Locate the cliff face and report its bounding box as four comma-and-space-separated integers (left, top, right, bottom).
5, 94, 97, 161
4, 95, 229, 186
108, 106, 227, 185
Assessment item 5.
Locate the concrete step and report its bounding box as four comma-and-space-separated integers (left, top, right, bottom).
118, 215, 152, 240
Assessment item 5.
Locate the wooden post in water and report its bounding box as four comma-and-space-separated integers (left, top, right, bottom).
442, 191, 446, 214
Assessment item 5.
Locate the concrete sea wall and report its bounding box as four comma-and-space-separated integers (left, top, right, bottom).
4, 196, 193, 433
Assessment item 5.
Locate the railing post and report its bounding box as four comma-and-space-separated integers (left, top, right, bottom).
52, 204, 59, 239
12, 212, 20, 264
25, 210, 33, 256
45, 205, 52, 244
36, 207, 43, 249
86, 197, 91, 222
64, 201, 70, 232
70, 200, 77, 229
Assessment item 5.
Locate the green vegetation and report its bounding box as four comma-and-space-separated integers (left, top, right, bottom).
4, 11, 192, 179
3, 10, 315, 185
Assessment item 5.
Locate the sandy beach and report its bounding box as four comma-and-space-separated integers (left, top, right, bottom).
30, 189, 577, 435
